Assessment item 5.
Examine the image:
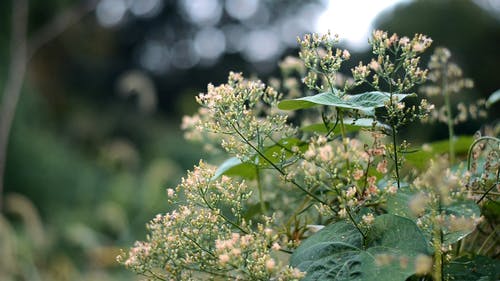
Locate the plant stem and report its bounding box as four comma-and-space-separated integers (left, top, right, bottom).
0, 0, 98, 212
392, 125, 401, 189
432, 198, 443, 281
345, 207, 366, 243
467, 136, 500, 170
442, 62, 455, 165
255, 168, 267, 213
338, 109, 350, 169
478, 225, 499, 255
0, 0, 28, 212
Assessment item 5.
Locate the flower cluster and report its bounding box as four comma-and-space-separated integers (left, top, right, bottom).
297, 31, 351, 91
420, 47, 487, 125
286, 131, 396, 220
117, 161, 304, 280
354, 30, 432, 93
351, 30, 435, 131
407, 159, 482, 256
182, 72, 296, 161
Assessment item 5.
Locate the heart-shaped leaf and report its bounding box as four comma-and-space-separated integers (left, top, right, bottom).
290, 214, 431, 281
278, 91, 415, 116
387, 187, 480, 246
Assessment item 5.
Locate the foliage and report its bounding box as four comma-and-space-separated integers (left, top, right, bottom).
119, 30, 499, 281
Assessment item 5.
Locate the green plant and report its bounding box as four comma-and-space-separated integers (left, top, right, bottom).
118, 30, 499, 281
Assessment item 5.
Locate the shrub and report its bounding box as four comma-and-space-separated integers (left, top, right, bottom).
118, 30, 499, 281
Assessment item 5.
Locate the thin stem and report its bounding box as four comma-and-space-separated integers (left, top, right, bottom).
199, 187, 249, 234
0, 0, 98, 212
362, 151, 373, 194
0, 0, 28, 212
442, 62, 455, 164
432, 197, 443, 281
144, 270, 168, 281
338, 109, 350, 169
345, 207, 366, 242
392, 125, 401, 189
477, 181, 499, 204
478, 224, 499, 255
255, 168, 267, 213
467, 136, 500, 170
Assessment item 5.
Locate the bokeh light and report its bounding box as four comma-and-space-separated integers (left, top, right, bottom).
179, 0, 222, 26
225, 0, 260, 21
315, 0, 410, 50
96, 0, 127, 27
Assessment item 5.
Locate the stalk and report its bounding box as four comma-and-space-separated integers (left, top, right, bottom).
442, 62, 455, 164
338, 109, 350, 169
256, 168, 267, 213
432, 194, 443, 281
392, 125, 401, 189
432, 221, 443, 281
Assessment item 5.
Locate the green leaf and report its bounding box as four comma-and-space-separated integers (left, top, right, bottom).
278, 91, 415, 116
486, 89, 500, 107
387, 187, 480, 246
441, 200, 481, 245
444, 255, 500, 281
301, 118, 391, 134
404, 136, 474, 170
290, 214, 431, 281
386, 187, 417, 220
212, 157, 257, 180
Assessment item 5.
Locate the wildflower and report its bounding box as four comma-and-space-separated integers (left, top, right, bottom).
342, 49, 351, 60
352, 169, 364, 180
166, 188, 175, 197
414, 254, 433, 275
375, 253, 394, 266
376, 159, 388, 174
367, 176, 377, 186
369, 60, 380, 71
386, 185, 397, 194
338, 208, 347, 218
399, 36, 410, 46
318, 145, 334, 161
266, 258, 276, 271
346, 186, 357, 198
408, 192, 430, 216
219, 254, 230, 265
362, 213, 375, 225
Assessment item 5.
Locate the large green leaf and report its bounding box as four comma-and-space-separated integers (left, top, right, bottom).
290, 214, 431, 281
278, 91, 415, 116
404, 136, 474, 170
387, 188, 480, 246
444, 255, 500, 281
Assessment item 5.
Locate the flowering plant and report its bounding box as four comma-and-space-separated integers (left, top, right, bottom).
118, 30, 499, 281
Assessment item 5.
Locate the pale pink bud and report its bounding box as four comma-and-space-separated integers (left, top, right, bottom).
342, 49, 351, 60
219, 254, 230, 265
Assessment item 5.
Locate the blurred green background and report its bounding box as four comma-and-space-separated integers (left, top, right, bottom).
0, 0, 498, 280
